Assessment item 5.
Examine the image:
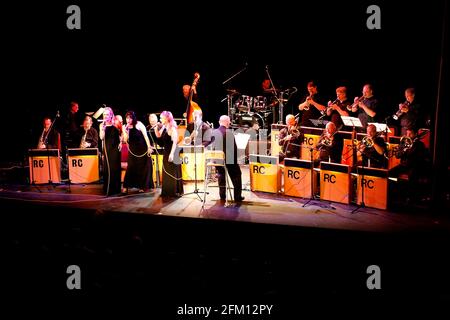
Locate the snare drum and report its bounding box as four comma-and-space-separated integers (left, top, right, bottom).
234, 95, 253, 113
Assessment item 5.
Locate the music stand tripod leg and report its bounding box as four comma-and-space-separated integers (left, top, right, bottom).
182, 145, 207, 202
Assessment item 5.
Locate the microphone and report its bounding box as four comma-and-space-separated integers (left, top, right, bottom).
56, 110, 60, 118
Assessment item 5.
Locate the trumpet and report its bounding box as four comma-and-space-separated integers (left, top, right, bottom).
323, 98, 339, 115
347, 96, 365, 111
303, 96, 312, 111
392, 101, 410, 120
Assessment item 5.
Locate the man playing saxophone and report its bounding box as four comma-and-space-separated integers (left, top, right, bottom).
357, 124, 387, 168
78, 116, 99, 149
278, 114, 304, 161
37, 117, 60, 150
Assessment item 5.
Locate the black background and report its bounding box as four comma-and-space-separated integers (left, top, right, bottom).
0, 1, 446, 161
2, 1, 450, 316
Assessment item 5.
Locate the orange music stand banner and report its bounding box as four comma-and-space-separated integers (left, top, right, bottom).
320, 162, 351, 204
67, 148, 100, 183
28, 149, 61, 184
249, 154, 281, 194
356, 167, 389, 210
180, 146, 205, 181
283, 158, 314, 198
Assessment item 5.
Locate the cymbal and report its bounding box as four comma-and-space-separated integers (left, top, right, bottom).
226, 89, 240, 95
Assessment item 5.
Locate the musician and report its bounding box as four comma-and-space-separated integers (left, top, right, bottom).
185, 110, 212, 147
100, 107, 122, 196
297, 81, 327, 127
390, 127, 427, 177
63, 101, 83, 148
122, 111, 153, 193
147, 113, 162, 147
37, 117, 60, 150
316, 122, 343, 164
261, 78, 278, 122
182, 73, 202, 124
352, 84, 379, 130
358, 124, 387, 168
210, 115, 244, 202
394, 88, 421, 136
78, 116, 98, 148
278, 114, 304, 161
326, 86, 351, 130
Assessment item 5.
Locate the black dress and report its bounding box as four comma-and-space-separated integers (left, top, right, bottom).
103, 125, 122, 196
124, 127, 153, 190
161, 129, 183, 197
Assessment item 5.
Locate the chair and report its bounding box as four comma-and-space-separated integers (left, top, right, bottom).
202, 150, 233, 209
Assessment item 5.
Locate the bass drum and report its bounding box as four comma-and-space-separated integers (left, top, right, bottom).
236, 112, 265, 130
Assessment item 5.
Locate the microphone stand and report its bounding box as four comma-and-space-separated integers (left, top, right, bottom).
223, 63, 247, 121
44, 112, 59, 187
302, 145, 317, 207
264, 65, 282, 124
182, 122, 207, 201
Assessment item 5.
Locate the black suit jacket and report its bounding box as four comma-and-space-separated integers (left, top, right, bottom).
211, 125, 238, 164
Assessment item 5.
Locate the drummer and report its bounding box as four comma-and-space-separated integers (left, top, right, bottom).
261, 79, 278, 123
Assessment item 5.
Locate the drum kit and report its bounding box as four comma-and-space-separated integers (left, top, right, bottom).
227, 89, 275, 130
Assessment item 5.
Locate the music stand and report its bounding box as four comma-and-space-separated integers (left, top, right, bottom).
340, 117, 367, 214
182, 123, 207, 202
309, 119, 329, 128
301, 144, 319, 207
234, 132, 251, 190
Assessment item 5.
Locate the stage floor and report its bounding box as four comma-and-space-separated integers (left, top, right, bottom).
1, 165, 448, 234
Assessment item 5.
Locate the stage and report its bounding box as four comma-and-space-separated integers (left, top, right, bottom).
3, 166, 450, 314
1, 164, 448, 234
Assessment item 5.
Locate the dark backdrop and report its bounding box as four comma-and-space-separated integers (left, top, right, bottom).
1, 1, 446, 162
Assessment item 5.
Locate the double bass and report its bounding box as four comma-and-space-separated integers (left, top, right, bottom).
183, 72, 202, 124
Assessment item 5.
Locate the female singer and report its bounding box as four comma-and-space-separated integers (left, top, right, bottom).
155, 111, 183, 197
122, 111, 154, 193
100, 107, 122, 196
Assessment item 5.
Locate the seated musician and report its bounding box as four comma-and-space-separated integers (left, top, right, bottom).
78, 116, 99, 148
357, 124, 387, 168
316, 122, 343, 164
185, 109, 212, 147
389, 127, 428, 181
37, 117, 60, 150
278, 114, 304, 162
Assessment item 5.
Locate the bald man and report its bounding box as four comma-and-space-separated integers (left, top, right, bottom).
317, 122, 343, 164
211, 115, 244, 202
278, 114, 303, 162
